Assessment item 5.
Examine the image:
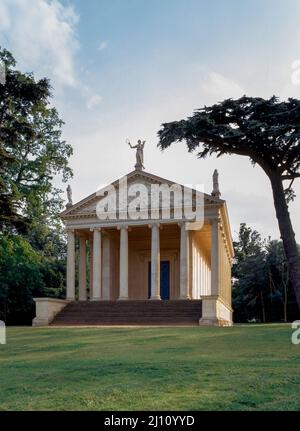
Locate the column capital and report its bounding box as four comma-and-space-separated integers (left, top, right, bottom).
66, 228, 75, 234
117, 225, 131, 231
117, 225, 125, 230
90, 227, 101, 232
209, 216, 221, 225
148, 223, 160, 229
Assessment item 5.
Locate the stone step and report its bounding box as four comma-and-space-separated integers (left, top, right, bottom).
51, 300, 202, 326
52, 324, 198, 327
53, 313, 200, 319
63, 307, 201, 311
59, 314, 200, 318
65, 300, 201, 306
53, 318, 199, 323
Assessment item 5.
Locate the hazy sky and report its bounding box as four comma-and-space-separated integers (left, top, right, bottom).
1, 0, 300, 240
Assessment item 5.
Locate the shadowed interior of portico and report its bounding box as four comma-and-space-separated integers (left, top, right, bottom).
68, 222, 213, 301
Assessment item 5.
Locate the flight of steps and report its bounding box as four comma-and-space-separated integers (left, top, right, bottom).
51, 300, 202, 326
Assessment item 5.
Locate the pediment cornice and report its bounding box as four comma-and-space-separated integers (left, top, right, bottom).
61, 169, 225, 219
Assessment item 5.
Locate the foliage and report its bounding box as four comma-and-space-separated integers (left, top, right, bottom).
233, 223, 299, 322
158, 96, 300, 187
0, 234, 65, 325
0, 47, 71, 324
0, 46, 72, 234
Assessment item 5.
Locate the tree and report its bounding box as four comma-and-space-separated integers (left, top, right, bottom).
0, 234, 44, 324
158, 96, 300, 310
0, 47, 72, 324
232, 223, 263, 277
0, 234, 65, 324
266, 240, 290, 322
236, 252, 268, 322
232, 224, 268, 322
232, 224, 298, 322
0, 47, 72, 234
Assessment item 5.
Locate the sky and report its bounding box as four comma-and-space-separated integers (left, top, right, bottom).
1, 0, 300, 241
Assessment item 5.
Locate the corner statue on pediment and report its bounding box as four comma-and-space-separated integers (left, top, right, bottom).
127, 138, 145, 171
66, 184, 73, 208
211, 169, 221, 199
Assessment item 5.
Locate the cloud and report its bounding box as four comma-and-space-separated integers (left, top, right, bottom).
98, 40, 108, 51
200, 71, 245, 101
225, 188, 279, 239
0, 2, 10, 30
0, 0, 79, 87
86, 94, 102, 110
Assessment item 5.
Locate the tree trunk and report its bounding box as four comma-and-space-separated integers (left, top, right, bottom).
260, 290, 266, 323
269, 271, 274, 321
270, 174, 300, 311
282, 264, 288, 323
283, 283, 288, 323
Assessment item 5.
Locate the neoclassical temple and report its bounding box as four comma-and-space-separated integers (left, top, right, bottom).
33, 144, 234, 326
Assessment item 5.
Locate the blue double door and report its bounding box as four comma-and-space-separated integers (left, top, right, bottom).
148, 261, 170, 300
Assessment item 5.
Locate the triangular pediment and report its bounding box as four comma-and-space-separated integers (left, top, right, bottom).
61, 169, 224, 219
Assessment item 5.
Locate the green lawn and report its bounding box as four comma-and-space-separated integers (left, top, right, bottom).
0, 324, 299, 410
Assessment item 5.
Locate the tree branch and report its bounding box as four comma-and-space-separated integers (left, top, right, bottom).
282, 173, 300, 180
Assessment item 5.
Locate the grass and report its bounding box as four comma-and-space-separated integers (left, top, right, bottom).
0, 324, 299, 410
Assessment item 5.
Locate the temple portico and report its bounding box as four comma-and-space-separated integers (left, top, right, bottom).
33, 146, 234, 326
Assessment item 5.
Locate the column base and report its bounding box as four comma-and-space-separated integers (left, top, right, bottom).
32, 298, 70, 327
118, 297, 129, 300
199, 318, 232, 327
150, 295, 161, 300
199, 296, 233, 327
179, 295, 191, 300
32, 317, 50, 327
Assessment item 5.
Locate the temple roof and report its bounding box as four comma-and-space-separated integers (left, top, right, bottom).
61, 168, 225, 219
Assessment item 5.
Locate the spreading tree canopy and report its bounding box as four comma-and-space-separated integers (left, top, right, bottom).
158, 96, 300, 310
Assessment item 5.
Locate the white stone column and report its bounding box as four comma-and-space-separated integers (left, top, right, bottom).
92, 228, 102, 300
188, 231, 193, 299
119, 226, 129, 300
211, 218, 220, 296
89, 237, 93, 300
150, 224, 161, 300
102, 235, 111, 300
78, 236, 87, 301
66, 229, 75, 300
179, 223, 190, 299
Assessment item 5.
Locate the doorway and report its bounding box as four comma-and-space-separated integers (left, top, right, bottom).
148, 261, 170, 300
